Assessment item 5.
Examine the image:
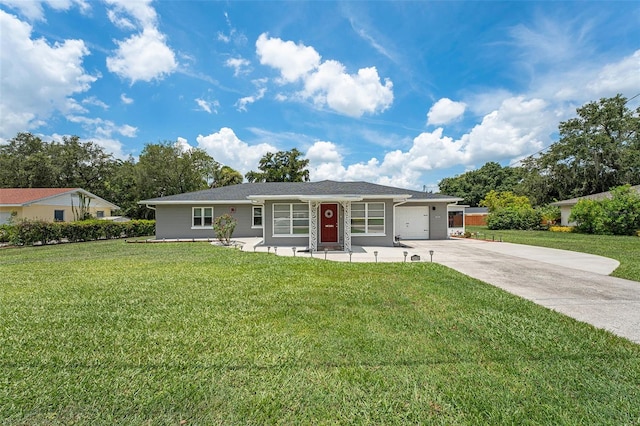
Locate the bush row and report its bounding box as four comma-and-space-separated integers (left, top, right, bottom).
486, 207, 543, 230
0, 219, 155, 246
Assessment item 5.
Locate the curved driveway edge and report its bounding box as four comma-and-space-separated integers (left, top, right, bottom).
407, 239, 640, 344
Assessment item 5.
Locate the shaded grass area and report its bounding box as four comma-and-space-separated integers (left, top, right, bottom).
1, 241, 639, 424
466, 226, 640, 282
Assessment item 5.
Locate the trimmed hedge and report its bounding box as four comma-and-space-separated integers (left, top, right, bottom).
1, 219, 155, 246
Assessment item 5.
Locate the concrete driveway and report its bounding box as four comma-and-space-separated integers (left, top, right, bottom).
406, 239, 640, 344
241, 237, 640, 344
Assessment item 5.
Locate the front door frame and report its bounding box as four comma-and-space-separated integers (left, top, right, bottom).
320, 203, 339, 244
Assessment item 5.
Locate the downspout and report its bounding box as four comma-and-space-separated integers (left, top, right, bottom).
393, 200, 407, 245
145, 204, 156, 210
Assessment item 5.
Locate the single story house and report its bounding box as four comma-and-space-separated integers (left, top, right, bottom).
551, 185, 640, 226
139, 180, 463, 251
0, 188, 120, 225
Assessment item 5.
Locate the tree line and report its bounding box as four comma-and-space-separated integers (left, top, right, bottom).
440, 94, 640, 207
0, 134, 309, 219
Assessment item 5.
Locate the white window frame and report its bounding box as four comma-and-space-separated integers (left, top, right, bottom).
252, 206, 263, 229
351, 202, 385, 235
272, 203, 309, 237
192, 207, 214, 229
96, 210, 105, 218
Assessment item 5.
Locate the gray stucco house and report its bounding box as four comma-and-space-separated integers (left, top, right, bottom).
139, 180, 463, 251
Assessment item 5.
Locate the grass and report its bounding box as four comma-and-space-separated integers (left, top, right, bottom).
465, 226, 640, 282
1, 240, 639, 424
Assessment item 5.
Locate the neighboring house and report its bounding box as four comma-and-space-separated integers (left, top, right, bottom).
0, 188, 120, 225
551, 185, 640, 226
464, 207, 489, 226
139, 180, 463, 250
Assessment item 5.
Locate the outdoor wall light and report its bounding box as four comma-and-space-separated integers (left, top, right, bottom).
429, 250, 434, 262
403, 251, 408, 262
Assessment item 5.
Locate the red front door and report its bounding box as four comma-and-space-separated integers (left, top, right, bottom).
320, 204, 338, 243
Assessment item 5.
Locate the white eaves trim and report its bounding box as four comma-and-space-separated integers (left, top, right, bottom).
140, 199, 254, 205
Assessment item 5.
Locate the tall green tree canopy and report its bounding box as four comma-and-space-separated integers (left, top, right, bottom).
211, 165, 243, 188
245, 148, 310, 183
438, 162, 523, 206
136, 142, 218, 198
520, 94, 640, 205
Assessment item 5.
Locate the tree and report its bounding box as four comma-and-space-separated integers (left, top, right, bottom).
520, 95, 640, 205
211, 165, 243, 188
438, 162, 524, 206
480, 190, 532, 212
245, 148, 310, 183
0, 132, 57, 188
136, 142, 217, 198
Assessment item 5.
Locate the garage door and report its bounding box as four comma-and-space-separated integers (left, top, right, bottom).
395, 206, 429, 239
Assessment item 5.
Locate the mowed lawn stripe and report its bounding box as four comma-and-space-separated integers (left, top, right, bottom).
1, 241, 638, 424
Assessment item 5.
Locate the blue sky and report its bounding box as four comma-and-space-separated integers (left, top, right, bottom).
1, 1, 639, 191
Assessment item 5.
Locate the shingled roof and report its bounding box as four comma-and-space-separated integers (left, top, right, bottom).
0, 188, 79, 205
140, 180, 461, 204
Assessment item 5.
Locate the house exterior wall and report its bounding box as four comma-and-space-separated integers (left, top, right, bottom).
430, 203, 450, 240
154, 204, 261, 239
0, 204, 112, 223
559, 206, 573, 226
350, 199, 395, 247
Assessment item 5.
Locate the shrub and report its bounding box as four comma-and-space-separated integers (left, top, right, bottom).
570, 185, 640, 235
549, 226, 573, 233
487, 207, 542, 230
2, 219, 155, 246
213, 214, 237, 245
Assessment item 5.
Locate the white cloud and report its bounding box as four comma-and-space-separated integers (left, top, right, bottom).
427, 98, 466, 125
174, 137, 193, 152
82, 96, 109, 110
195, 127, 277, 174
235, 88, 266, 112
195, 98, 219, 114
0, 0, 89, 21
305, 96, 554, 190
104, 1, 177, 83
225, 57, 251, 76
0, 10, 96, 138
120, 93, 134, 104
106, 28, 177, 83
256, 33, 393, 117
256, 33, 321, 82
586, 50, 640, 97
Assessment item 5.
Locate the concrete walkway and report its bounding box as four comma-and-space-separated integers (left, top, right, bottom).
236, 237, 640, 344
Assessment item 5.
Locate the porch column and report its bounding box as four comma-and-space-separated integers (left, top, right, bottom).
341, 201, 351, 252
309, 201, 319, 251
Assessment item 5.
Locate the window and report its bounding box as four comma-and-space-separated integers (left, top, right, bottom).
96, 210, 105, 218
351, 202, 385, 234
192, 207, 213, 228
273, 203, 309, 236
448, 211, 464, 227
252, 206, 263, 228
54, 210, 64, 222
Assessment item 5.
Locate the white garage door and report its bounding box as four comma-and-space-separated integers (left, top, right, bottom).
395, 206, 429, 239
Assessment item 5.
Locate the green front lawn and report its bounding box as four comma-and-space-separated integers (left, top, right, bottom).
1, 241, 639, 424
467, 226, 640, 282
